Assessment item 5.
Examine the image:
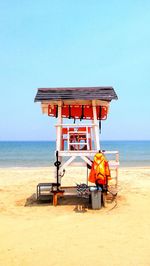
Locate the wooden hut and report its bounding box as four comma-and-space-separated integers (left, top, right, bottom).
35, 86, 119, 205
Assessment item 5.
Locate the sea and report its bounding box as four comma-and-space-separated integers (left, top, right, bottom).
0, 141, 150, 168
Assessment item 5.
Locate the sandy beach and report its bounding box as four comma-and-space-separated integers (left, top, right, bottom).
0, 166, 150, 266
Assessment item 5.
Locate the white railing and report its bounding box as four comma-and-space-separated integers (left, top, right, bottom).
55, 124, 96, 151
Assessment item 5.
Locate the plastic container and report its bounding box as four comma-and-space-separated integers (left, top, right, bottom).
90, 187, 102, 209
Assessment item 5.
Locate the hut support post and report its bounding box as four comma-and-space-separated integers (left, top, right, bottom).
56, 101, 62, 151
92, 100, 100, 150
55, 101, 62, 184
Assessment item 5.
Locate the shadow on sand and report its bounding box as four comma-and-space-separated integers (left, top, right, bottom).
24, 193, 90, 213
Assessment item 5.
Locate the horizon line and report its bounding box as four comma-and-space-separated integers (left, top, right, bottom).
0, 139, 150, 142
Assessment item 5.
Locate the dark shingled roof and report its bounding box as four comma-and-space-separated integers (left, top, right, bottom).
34, 87, 118, 102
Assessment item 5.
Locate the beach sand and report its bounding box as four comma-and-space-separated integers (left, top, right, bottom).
0, 166, 150, 266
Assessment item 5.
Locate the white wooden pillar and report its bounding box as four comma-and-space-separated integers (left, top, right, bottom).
56, 101, 62, 151
55, 101, 63, 183
92, 100, 100, 150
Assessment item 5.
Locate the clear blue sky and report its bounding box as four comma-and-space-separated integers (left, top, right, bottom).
0, 0, 150, 140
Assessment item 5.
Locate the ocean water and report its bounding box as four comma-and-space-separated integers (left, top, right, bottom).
0, 141, 150, 168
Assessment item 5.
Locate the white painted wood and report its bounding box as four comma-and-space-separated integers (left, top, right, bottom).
69, 162, 86, 167
68, 130, 89, 134
41, 99, 109, 108
92, 119, 97, 150
103, 151, 119, 154
41, 106, 47, 114
56, 101, 62, 151
60, 156, 76, 169
59, 150, 119, 156
108, 161, 120, 167
55, 124, 96, 127
92, 100, 100, 150
67, 128, 70, 150
81, 156, 92, 166
59, 150, 99, 157
68, 142, 88, 145
86, 126, 89, 150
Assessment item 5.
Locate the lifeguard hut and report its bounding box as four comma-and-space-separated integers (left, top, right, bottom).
35, 86, 119, 206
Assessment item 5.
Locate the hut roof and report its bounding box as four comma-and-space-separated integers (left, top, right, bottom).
34, 87, 118, 102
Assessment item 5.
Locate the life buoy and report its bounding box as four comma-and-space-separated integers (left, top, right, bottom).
69, 134, 87, 151
88, 152, 111, 185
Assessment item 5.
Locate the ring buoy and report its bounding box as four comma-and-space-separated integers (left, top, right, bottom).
69, 134, 87, 151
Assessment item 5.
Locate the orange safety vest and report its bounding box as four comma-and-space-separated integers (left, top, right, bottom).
88, 152, 111, 185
